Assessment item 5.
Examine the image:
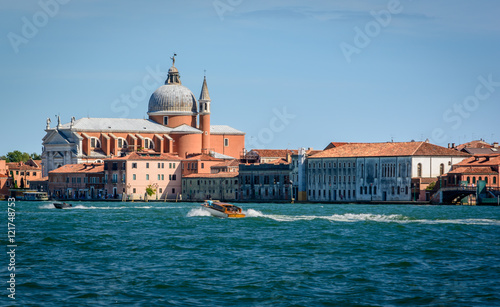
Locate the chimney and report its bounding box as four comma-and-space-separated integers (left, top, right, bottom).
448, 143, 451, 148
451, 143, 455, 148
494, 142, 499, 148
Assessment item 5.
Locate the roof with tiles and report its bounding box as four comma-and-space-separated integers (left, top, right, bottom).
49, 163, 104, 174
106, 152, 182, 161
183, 172, 239, 178
265, 158, 291, 165
59, 118, 173, 133
184, 153, 223, 162
448, 166, 497, 175
310, 142, 471, 159
454, 155, 500, 167
210, 125, 245, 135
212, 159, 240, 168
456, 140, 493, 150
249, 149, 297, 158
324, 142, 352, 150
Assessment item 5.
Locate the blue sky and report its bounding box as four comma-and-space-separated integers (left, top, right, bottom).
1, 0, 499, 155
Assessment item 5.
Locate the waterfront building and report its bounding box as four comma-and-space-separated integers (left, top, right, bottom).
182, 172, 239, 201
181, 153, 227, 177
0, 160, 12, 200
441, 154, 500, 189
48, 163, 104, 199
103, 152, 182, 200
238, 159, 292, 201
41, 56, 245, 177
241, 149, 296, 164
291, 148, 321, 201
7, 159, 42, 188
307, 141, 470, 202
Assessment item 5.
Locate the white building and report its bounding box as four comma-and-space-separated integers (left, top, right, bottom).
307, 141, 470, 202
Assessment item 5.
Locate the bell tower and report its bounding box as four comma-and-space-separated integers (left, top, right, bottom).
199, 75, 211, 154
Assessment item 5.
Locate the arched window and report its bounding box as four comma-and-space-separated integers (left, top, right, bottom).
485, 177, 488, 184
144, 138, 154, 149
90, 137, 101, 148
473, 177, 476, 184
494, 177, 497, 184
117, 138, 128, 149
467, 176, 470, 183
417, 163, 422, 177
440, 164, 444, 176
360, 186, 363, 194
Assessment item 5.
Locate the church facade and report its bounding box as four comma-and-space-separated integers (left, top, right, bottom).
41, 57, 245, 177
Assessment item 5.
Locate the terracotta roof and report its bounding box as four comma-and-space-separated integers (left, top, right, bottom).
212, 159, 239, 168
6, 162, 42, 171
454, 155, 500, 167
249, 149, 297, 158
448, 166, 497, 175
310, 142, 471, 159
184, 153, 223, 161
324, 142, 351, 150
456, 140, 493, 150
106, 152, 182, 161
183, 172, 239, 178
49, 163, 104, 174
265, 158, 291, 165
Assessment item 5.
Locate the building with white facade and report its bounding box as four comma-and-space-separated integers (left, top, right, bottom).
307, 141, 470, 202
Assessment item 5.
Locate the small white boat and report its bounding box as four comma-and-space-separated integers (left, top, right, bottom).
200, 200, 245, 218
53, 202, 72, 209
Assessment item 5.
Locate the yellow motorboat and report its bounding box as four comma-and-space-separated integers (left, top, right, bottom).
200, 200, 245, 218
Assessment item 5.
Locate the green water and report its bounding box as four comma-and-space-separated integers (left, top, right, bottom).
4, 201, 500, 306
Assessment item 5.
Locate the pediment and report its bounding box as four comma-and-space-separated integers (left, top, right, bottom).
43, 131, 71, 145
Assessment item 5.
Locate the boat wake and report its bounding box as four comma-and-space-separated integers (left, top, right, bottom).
187, 208, 211, 217
240, 211, 500, 226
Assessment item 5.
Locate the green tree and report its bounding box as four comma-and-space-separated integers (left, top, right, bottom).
146, 185, 156, 197
0, 150, 40, 162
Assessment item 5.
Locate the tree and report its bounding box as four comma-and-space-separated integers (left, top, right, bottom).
146, 185, 156, 197
0, 150, 40, 162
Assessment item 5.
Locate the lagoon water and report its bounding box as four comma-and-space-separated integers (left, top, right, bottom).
8, 201, 500, 306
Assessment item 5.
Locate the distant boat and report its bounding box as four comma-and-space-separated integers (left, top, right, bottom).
23, 191, 49, 201
53, 202, 72, 209
200, 200, 245, 218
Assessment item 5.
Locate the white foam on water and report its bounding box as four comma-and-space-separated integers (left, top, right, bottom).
39, 204, 56, 209
187, 208, 211, 217
414, 218, 500, 226
244, 209, 265, 217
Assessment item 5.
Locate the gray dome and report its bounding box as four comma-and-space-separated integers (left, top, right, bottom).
148, 84, 198, 115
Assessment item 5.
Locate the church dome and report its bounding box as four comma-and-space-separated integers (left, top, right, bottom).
147, 56, 198, 115
148, 84, 197, 114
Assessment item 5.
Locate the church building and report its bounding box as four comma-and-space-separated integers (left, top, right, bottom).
41, 56, 245, 177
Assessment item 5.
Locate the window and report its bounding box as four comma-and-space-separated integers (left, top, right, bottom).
360, 186, 363, 194
172, 188, 175, 194
146, 163, 149, 169
146, 174, 149, 180
473, 177, 476, 183
117, 138, 127, 149
144, 138, 154, 149
91, 137, 101, 148
162, 174, 164, 180
417, 163, 422, 177
201, 163, 204, 169
158, 174, 161, 180
133, 188, 136, 193
133, 174, 136, 180
122, 174, 125, 183
159, 188, 163, 193
163, 116, 169, 125
112, 174, 118, 184
374, 186, 377, 194
440, 164, 444, 176
132, 163, 137, 169
494, 177, 497, 184
224, 138, 229, 147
